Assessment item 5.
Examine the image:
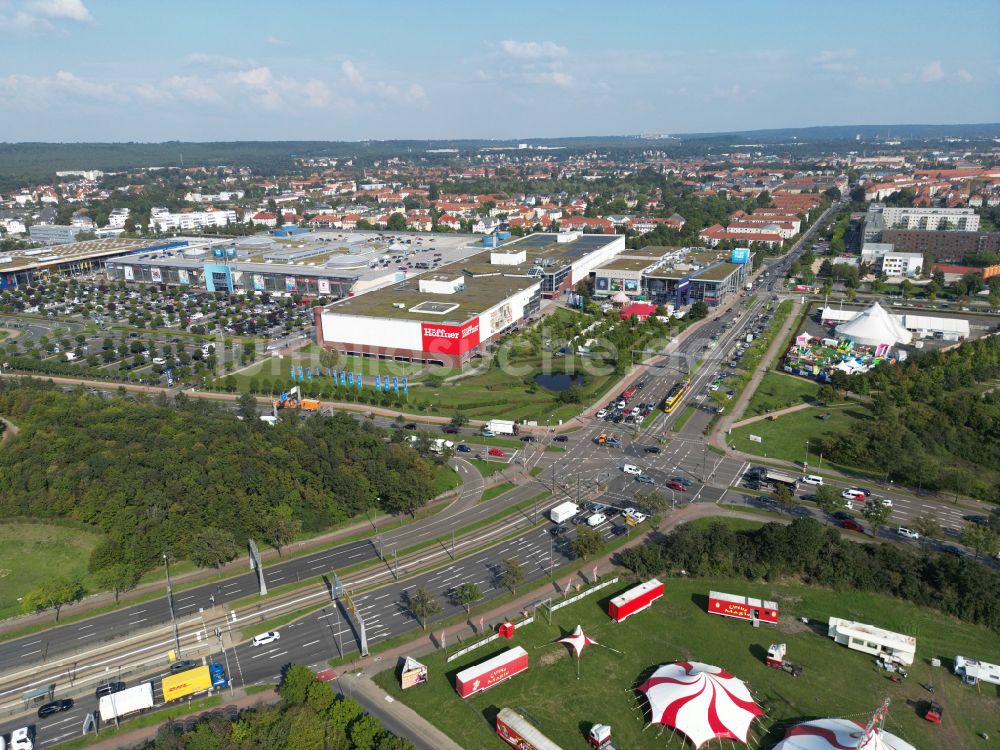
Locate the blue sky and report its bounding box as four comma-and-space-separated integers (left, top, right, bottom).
0, 0, 998, 142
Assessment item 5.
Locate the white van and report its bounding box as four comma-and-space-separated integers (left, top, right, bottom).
622, 464, 642, 476
800, 474, 824, 486
587, 512, 607, 527
10, 727, 33, 750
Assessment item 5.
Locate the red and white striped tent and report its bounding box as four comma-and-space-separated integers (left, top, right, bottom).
639, 661, 763, 748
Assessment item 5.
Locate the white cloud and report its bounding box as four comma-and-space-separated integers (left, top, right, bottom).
0, 10, 48, 31
0, 68, 120, 106
231, 66, 335, 111
265, 35, 287, 46
523, 70, 573, 88
957, 68, 974, 82
920, 60, 944, 82
500, 40, 568, 60
25, 0, 90, 20
811, 48, 857, 74
186, 52, 255, 70
340, 59, 426, 103
135, 75, 222, 105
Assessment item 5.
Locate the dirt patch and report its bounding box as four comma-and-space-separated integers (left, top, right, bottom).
775, 616, 811, 636
539, 648, 567, 667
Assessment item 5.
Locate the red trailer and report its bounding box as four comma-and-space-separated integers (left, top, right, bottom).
455, 647, 529, 698
707, 590, 778, 624
496, 708, 564, 750
608, 579, 664, 623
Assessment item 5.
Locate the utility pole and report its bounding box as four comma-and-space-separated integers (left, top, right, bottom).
163, 553, 182, 658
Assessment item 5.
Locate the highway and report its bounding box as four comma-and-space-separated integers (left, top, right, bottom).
1, 200, 993, 746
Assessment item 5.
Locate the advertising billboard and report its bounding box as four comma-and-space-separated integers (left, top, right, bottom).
285, 276, 297, 292
707, 590, 779, 623
595, 277, 609, 292
731, 248, 750, 264
400, 657, 428, 690
609, 278, 623, 292
624, 278, 639, 292
253, 273, 265, 291
455, 647, 528, 698
178, 269, 190, 285
150, 267, 162, 283
123, 266, 134, 281
318, 279, 330, 294
489, 302, 513, 332
421, 320, 480, 357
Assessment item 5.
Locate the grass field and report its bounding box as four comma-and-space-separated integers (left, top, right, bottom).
480, 482, 515, 503
375, 574, 999, 749
671, 404, 695, 432
432, 464, 463, 496
729, 404, 869, 469
744, 371, 820, 417
0, 522, 102, 619
469, 458, 511, 477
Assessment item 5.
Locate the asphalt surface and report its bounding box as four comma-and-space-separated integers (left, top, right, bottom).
2, 201, 994, 747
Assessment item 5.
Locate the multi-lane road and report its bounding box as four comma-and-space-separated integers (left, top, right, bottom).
2, 200, 994, 747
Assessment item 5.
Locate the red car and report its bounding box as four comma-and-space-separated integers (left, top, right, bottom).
667, 481, 687, 492
488, 447, 505, 457
841, 518, 864, 533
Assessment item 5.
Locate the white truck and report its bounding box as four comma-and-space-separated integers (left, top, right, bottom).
549, 501, 579, 524
484, 419, 518, 436
98, 682, 154, 721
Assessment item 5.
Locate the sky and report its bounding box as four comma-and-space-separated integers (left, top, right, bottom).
0, 0, 998, 143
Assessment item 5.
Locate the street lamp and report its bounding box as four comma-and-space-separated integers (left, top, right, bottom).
804, 440, 810, 468
163, 552, 182, 658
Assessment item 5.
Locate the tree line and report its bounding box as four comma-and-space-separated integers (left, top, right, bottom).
153, 664, 414, 750
820, 334, 1000, 503
0, 380, 440, 604
618, 517, 1000, 631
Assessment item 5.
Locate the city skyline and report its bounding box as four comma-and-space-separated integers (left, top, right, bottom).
0, 0, 998, 142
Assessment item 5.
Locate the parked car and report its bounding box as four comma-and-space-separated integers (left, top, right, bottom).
549, 523, 567, 536
37, 700, 74, 719
841, 518, 864, 533
670, 476, 694, 487
457, 444, 471, 453
667, 481, 686, 492
897, 527, 920, 540
636, 474, 655, 484
553, 435, 569, 442
801, 475, 824, 486
9, 727, 33, 750
621, 464, 642, 476
402, 423, 417, 430
587, 513, 607, 527
596, 409, 608, 419
488, 447, 505, 457
520, 435, 536, 442
643, 446, 661, 454
842, 488, 866, 501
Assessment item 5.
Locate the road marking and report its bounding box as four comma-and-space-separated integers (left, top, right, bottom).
21, 649, 41, 656
129, 618, 148, 625
268, 650, 289, 659
77, 624, 94, 630
302, 640, 321, 648
77, 633, 96, 640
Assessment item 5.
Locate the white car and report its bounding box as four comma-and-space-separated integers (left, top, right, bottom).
587, 513, 607, 527
622, 464, 642, 476
596, 409, 607, 419
897, 527, 920, 540
877, 496, 893, 508
801, 475, 824, 486
251, 630, 281, 646
152, 357, 166, 365
841, 488, 865, 501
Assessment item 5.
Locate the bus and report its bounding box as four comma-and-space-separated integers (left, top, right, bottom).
662, 380, 689, 413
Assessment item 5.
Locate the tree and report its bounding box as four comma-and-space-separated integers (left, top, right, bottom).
327, 697, 364, 733
571, 525, 605, 558
448, 412, 468, 429
912, 513, 941, 547
634, 489, 672, 515
816, 484, 842, 515
962, 524, 1000, 561
186, 527, 240, 568
687, 300, 709, 321
773, 482, 796, 511
861, 501, 892, 537
452, 582, 482, 613
386, 213, 407, 232
405, 586, 441, 629
21, 577, 86, 622
261, 504, 302, 556
349, 714, 384, 750
279, 664, 317, 705
499, 557, 524, 594
238, 391, 259, 419
91, 562, 142, 602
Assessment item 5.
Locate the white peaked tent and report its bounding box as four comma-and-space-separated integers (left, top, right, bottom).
772, 718, 916, 750
611, 291, 630, 305
639, 662, 763, 748
834, 302, 912, 347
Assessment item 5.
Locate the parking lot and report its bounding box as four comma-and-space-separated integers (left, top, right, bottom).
0, 278, 314, 387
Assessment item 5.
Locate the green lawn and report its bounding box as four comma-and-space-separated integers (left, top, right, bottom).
480, 482, 515, 503
744, 371, 820, 417
227, 350, 429, 389
730, 404, 869, 468
375, 574, 999, 749
433, 464, 463, 496
0, 522, 102, 619
469, 458, 511, 477
671, 404, 695, 431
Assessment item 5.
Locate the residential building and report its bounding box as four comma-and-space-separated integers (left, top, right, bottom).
881, 229, 1000, 261
879, 252, 924, 277
108, 208, 130, 229
150, 207, 236, 232
29, 224, 83, 244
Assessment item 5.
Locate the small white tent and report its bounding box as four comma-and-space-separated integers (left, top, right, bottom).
834, 303, 912, 347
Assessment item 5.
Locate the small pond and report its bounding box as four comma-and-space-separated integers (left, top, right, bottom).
533, 373, 586, 392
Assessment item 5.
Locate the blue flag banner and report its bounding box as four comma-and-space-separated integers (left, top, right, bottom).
347, 372, 354, 386
402, 377, 408, 396
356, 375, 363, 390
375, 375, 381, 391
306, 368, 311, 381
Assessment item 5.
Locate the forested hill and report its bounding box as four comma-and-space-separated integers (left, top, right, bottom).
0, 381, 438, 589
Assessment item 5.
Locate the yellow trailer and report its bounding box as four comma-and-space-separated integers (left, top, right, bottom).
162, 666, 213, 702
